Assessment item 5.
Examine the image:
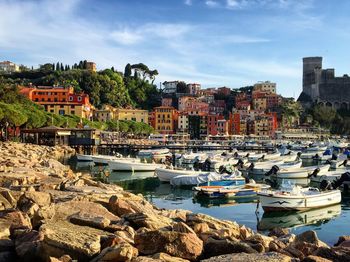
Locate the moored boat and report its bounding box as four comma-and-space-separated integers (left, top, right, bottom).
76, 154, 93, 162
155, 167, 204, 182
258, 183, 341, 211
194, 182, 269, 199
266, 164, 330, 179
108, 159, 161, 172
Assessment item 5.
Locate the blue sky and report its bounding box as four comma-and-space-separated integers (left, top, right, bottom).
0, 0, 350, 97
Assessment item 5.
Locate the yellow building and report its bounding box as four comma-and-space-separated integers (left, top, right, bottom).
116, 108, 149, 124
154, 106, 177, 134
86, 62, 97, 72
253, 97, 267, 111
253, 81, 276, 94
47, 104, 92, 119
93, 105, 116, 122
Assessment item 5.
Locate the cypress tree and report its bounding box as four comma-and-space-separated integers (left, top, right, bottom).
56, 62, 60, 71
52, 63, 55, 71
60, 63, 64, 71
78, 61, 83, 69
111, 66, 115, 72
83, 60, 87, 69
124, 63, 132, 78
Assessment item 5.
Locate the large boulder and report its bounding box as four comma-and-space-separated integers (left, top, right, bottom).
200, 252, 293, 262
14, 229, 44, 261
135, 229, 203, 260
186, 213, 240, 239
108, 194, 156, 217
335, 235, 350, 246
39, 221, 107, 261
312, 246, 350, 262
0, 210, 32, 238
69, 213, 111, 230
91, 243, 138, 262
201, 237, 257, 259
123, 212, 173, 230
302, 255, 332, 262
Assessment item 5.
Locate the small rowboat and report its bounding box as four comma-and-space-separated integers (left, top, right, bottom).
193, 182, 269, 199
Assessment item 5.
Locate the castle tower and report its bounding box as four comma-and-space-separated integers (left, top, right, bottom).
302, 57, 322, 99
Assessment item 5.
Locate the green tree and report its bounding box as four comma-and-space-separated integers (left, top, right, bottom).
124, 63, 132, 78
312, 105, 336, 129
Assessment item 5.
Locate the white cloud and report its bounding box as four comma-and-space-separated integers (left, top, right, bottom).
222, 35, 270, 44
110, 30, 143, 45
184, 0, 192, 6
205, 0, 219, 8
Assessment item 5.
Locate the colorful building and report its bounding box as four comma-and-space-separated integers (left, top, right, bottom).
0, 61, 19, 73
94, 105, 116, 122
178, 113, 189, 133
253, 81, 276, 94
116, 108, 149, 124
154, 106, 177, 134
161, 97, 173, 107
187, 83, 201, 95
86, 62, 97, 72
20, 86, 92, 119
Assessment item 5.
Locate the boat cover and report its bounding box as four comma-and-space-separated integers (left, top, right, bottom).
170, 171, 242, 186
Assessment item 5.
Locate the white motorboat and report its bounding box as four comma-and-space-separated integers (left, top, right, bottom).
76, 154, 93, 161
137, 148, 171, 161
310, 170, 345, 185
108, 159, 161, 172
299, 151, 325, 159
155, 167, 204, 182
170, 171, 243, 187
180, 152, 208, 165
267, 164, 330, 179
258, 183, 341, 211
258, 204, 341, 230
91, 154, 129, 165
247, 160, 301, 175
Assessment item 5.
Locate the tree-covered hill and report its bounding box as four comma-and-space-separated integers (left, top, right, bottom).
1, 61, 161, 110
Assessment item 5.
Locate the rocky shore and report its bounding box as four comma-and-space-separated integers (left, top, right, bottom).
0, 142, 349, 262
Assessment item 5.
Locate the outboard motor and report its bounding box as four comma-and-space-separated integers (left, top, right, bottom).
193, 158, 200, 171
312, 154, 320, 160
320, 180, 333, 191
233, 152, 239, 158
248, 163, 255, 171
264, 178, 278, 188
218, 165, 231, 174
264, 165, 280, 176
258, 155, 265, 161
307, 167, 320, 178
245, 153, 250, 158
244, 176, 250, 183
202, 158, 211, 171
331, 153, 338, 161
332, 172, 350, 189
339, 159, 348, 167
234, 159, 244, 169
221, 152, 227, 157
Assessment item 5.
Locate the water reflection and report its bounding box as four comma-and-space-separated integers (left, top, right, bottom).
193, 196, 257, 208
257, 204, 341, 231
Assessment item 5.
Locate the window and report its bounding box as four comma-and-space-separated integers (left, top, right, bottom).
35, 98, 38, 102
71, 105, 74, 109
50, 110, 54, 113
54, 98, 57, 102
59, 109, 65, 115
69, 96, 73, 101
78, 96, 82, 102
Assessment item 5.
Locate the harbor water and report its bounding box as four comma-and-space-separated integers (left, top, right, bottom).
70, 159, 350, 245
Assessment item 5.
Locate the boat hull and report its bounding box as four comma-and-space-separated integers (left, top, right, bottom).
76, 154, 93, 162
109, 160, 159, 172
155, 168, 201, 182
258, 190, 341, 211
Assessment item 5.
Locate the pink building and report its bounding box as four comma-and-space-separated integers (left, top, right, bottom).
161, 97, 173, 107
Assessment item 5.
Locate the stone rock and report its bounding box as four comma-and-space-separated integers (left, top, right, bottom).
193, 222, 210, 234
186, 213, 240, 239
245, 233, 274, 249
40, 221, 106, 261
0, 238, 14, 252
124, 212, 172, 230
269, 227, 290, 238
269, 240, 287, 252
302, 255, 332, 262
135, 230, 203, 260
278, 233, 296, 245
293, 231, 328, 248
239, 225, 253, 240
32, 204, 56, 229
131, 257, 161, 262
91, 243, 138, 262
0, 251, 17, 262
335, 235, 350, 246
0, 210, 32, 238
158, 209, 190, 222
109, 194, 156, 217
53, 200, 119, 222
69, 213, 111, 230
338, 240, 350, 248
201, 237, 257, 259
312, 246, 350, 262
14, 229, 44, 261
17, 191, 52, 217
200, 252, 293, 262
152, 252, 190, 262
172, 222, 195, 234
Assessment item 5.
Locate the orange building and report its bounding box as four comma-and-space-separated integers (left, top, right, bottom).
20, 86, 92, 119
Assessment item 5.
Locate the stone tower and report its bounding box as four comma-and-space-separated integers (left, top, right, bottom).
302, 57, 322, 100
